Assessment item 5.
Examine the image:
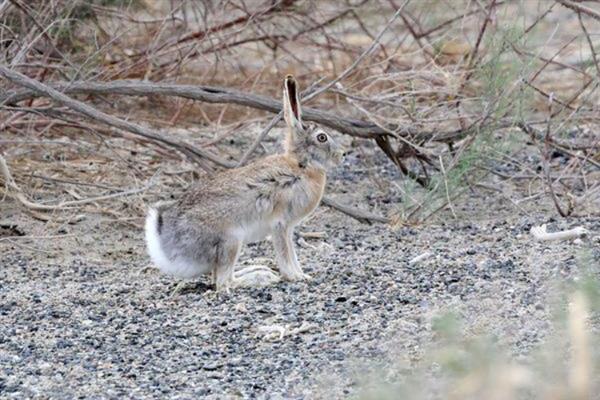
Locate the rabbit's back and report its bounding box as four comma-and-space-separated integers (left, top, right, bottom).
169, 155, 326, 232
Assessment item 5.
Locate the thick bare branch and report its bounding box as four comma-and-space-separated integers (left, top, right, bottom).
321, 197, 390, 225
0, 79, 466, 142
556, 0, 600, 21
0, 66, 236, 168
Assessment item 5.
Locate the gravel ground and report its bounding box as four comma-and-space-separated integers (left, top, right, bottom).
1, 149, 598, 399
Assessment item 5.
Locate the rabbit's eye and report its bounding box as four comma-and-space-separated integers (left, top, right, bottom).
316, 133, 328, 143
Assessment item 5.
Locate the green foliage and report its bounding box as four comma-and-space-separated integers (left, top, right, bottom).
394, 11, 544, 224
575, 249, 600, 308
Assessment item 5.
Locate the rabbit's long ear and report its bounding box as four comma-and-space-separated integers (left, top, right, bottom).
283, 75, 303, 132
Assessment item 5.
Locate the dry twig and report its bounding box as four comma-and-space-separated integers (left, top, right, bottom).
530, 224, 588, 241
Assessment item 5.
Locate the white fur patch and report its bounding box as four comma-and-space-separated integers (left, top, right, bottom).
145, 207, 204, 279
231, 221, 271, 244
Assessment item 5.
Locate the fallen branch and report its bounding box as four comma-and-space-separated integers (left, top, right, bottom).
556, 0, 600, 22
0, 66, 236, 168
0, 79, 465, 142
530, 224, 588, 241
321, 196, 390, 225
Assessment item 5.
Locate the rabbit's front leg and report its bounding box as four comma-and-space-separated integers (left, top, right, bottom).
272, 223, 311, 281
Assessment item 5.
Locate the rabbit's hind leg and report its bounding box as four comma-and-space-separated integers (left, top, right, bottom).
233, 264, 280, 287
214, 239, 242, 292
213, 240, 279, 291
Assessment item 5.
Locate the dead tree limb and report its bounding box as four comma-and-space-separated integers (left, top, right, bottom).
321, 196, 390, 225
556, 0, 600, 22
0, 80, 385, 138
0, 79, 467, 142
0, 66, 236, 168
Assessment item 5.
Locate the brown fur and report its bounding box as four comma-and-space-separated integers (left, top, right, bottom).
144, 75, 343, 291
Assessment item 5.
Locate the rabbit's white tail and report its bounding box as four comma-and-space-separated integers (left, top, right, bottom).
145, 206, 205, 279
145, 207, 171, 273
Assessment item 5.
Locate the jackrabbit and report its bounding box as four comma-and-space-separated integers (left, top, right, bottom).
145, 75, 343, 291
